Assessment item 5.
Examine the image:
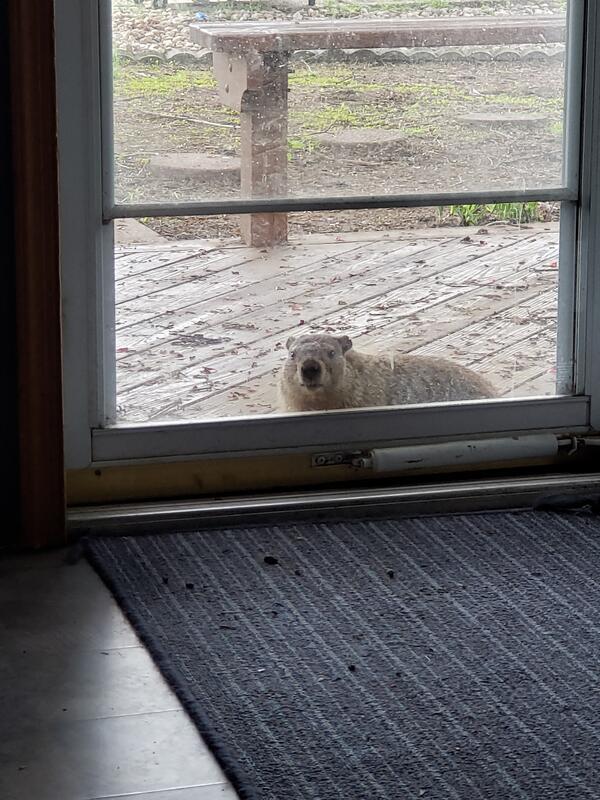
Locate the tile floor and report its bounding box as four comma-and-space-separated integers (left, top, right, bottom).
0, 550, 238, 800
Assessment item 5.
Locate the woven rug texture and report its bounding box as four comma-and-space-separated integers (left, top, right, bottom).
86, 511, 600, 800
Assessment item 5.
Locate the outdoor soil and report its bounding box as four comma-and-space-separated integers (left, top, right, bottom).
113, 56, 563, 239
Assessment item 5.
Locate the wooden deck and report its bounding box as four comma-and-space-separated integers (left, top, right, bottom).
115, 223, 560, 423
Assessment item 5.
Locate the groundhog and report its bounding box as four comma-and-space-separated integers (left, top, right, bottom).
278, 333, 496, 412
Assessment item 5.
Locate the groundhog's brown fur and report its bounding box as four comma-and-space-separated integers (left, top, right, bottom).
278, 333, 496, 412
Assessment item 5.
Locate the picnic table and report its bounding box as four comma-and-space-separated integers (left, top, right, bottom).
190, 16, 565, 247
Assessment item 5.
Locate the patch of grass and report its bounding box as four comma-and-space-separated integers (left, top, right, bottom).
291, 78, 461, 134
393, 82, 468, 99
396, 83, 562, 118
487, 202, 542, 224
549, 120, 564, 136
397, 83, 471, 125
287, 135, 319, 160
449, 203, 485, 226
482, 92, 563, 114
320, 0, 453, 17
294, 102, 396, 131
399, 84, 563, 135
320, 0, 364, 17
447, 201, 542, 226
118, 68, 216, 96
289, 67, 384, 92
287, 120, 429, 159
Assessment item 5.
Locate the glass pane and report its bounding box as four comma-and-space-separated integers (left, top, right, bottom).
113, 203, 564, 423
110, 0, 569, 208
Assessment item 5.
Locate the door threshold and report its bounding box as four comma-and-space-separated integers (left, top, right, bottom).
67, 472, 600, 538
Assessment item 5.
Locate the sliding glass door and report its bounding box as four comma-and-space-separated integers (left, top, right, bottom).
57, 0, 599, 493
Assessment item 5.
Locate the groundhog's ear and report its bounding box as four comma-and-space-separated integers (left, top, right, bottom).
338, 335, 353, 353
286, 336, 295, 350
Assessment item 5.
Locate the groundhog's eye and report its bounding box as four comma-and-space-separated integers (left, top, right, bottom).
328, 349, 336, 358
290, 351, 296, 359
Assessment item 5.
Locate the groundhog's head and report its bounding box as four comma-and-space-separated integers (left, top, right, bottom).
283, 334, 353, 394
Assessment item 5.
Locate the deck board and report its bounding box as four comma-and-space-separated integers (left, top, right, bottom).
115, 224, 560, 422
117, 234, 531, 384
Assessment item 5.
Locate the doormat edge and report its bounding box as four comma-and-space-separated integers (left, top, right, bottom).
84, 537, 259, 800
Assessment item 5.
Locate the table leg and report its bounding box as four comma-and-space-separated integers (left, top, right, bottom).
212, 50, 290, 247
238, 52, 289, 248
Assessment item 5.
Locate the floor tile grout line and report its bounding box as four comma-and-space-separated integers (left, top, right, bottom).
73, 707, 185, 723
85, 780, 229, 800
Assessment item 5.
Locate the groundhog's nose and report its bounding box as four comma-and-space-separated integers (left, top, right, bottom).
301, 359, 322, 383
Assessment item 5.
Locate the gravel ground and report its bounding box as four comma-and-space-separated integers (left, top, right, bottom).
112, 0, 565, 56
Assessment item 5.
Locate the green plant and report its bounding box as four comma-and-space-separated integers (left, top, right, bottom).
447, 202, 542, 226
294, 102, 395, 131
403, 124, 434, 136
449, 203, 485, 226
549, 120, 564, 136
320, 0, 455, 17
485, 202, 541, 224
300, 103, 361, 128
320, 0, 364, 17
393, 82, 468, 99
481, 92, 563, 114
289, 67, 383, 92
287, 136, 318, 160
118, 68, 216, 96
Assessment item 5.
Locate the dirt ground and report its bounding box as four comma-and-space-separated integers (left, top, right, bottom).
113, 56, 564, 239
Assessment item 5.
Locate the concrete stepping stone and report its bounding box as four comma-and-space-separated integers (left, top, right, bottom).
314, 128, 412, 159
458, 112, 548, 126
149, 153, 241, 184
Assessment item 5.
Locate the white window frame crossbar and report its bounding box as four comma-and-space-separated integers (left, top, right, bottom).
107, 189, 577, 221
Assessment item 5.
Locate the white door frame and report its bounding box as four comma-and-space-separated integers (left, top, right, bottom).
56, 0, 598, 471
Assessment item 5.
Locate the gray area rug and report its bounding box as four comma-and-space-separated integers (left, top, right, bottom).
86, 511, 600, 800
